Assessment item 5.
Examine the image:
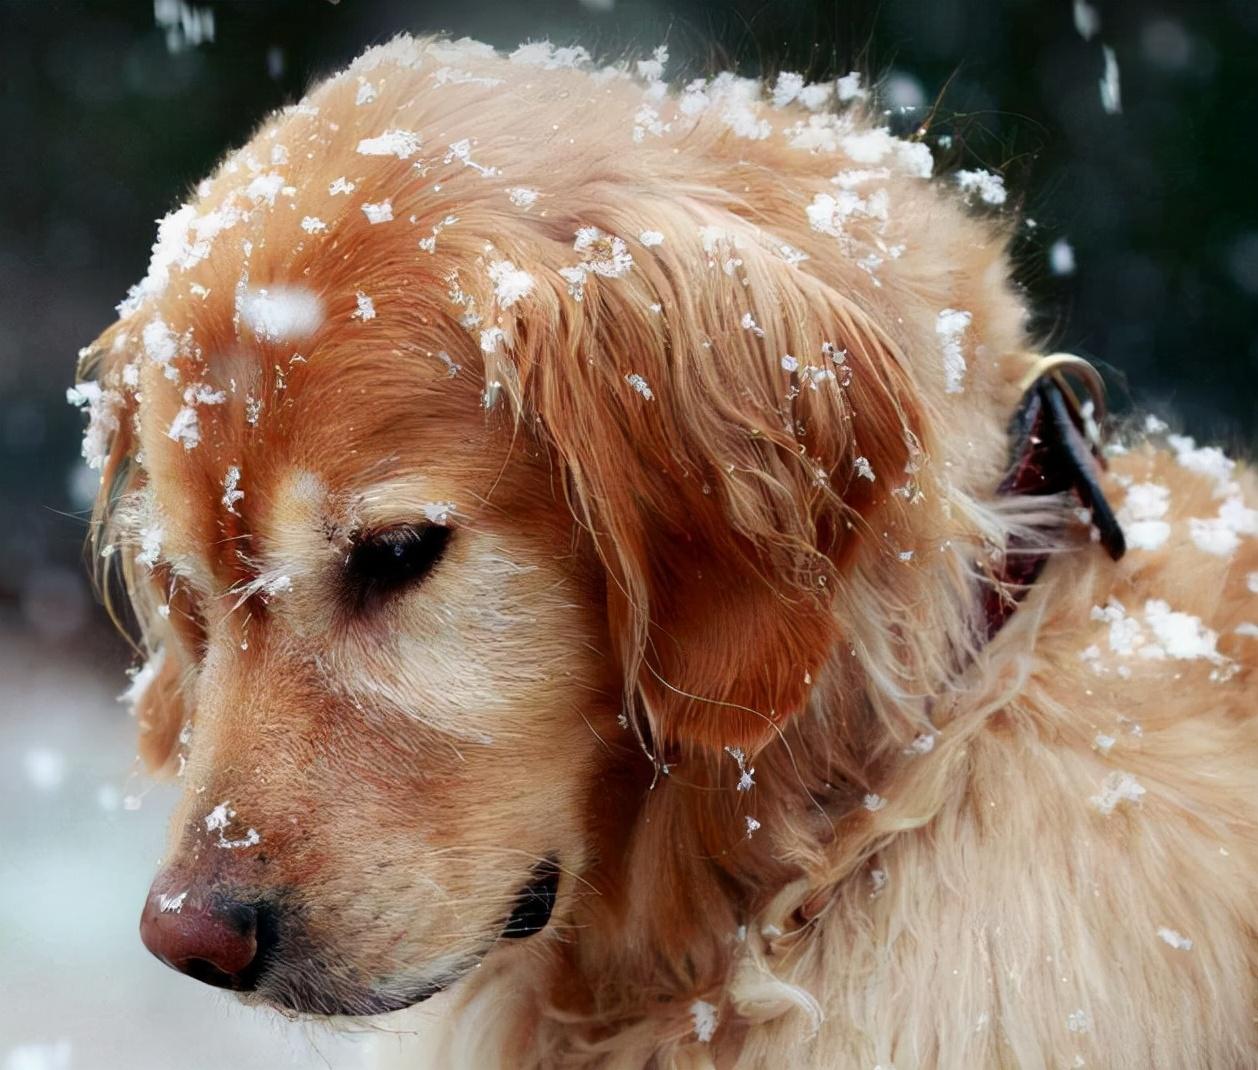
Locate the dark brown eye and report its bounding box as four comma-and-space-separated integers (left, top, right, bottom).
344, 524, 452, 610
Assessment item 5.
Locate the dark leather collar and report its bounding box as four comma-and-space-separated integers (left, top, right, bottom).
983, 359, 1126, 639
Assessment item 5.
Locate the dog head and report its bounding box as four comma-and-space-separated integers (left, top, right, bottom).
75, 37, 1028, 1015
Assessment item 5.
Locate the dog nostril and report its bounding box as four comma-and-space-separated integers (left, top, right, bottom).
180, 956, 239, 990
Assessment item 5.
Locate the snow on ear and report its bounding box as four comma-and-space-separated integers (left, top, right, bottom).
501, 205, 924, 755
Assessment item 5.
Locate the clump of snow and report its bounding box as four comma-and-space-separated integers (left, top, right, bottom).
65, 381, 123, 469
625, 373, 654, 400
1143, 599, 1221, 661
480, 326, 506, 354
222, 466, 244, 515
142, 316, 179, 369
573, 227, 633, 277
1118, 482, 1171, 551
245, 171, 285, 207
1049, 238, 1076, 276
780, 354, 800, 373
854, 456, 876, 482
355, 78, 378, 106
836, 71, 866, 102
863, 793, 887, 812
351, 291, 376, 321
955, 169, 1007, 206
638, 230, 664, 247
690, 1000, 719, 1043
237, 285, 323, 342
744, 815, 761, 838
356, 130, 421, 158
300, 216, 327, 234
329, 176, 356, 195
444, 138, 500, 177
1188, 496, 1256, 557
507, 187, 539, 209
509, 41, 592, 70
741, 312, 765, 337
1157, 926, 1193, 951
1090, 771, 1146, 815
903, 732, 936, 756
361, 200, 394, 224
936, 308, 971, 393
1166, 434, 1235, 489
724, 746, 755, 792
1066, 1009, 1092, 1034
420, 501, 457, 524
487, 260, 535, 307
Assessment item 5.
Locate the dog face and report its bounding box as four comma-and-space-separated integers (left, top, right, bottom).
77, 36, 1025, 1017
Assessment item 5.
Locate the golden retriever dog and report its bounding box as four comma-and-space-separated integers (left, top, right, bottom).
72, 35, 1258, 1069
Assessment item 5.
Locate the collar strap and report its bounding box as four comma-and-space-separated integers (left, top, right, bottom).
983, 354, 1126, 639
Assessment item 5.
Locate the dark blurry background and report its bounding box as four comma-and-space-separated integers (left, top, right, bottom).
1, 0, 1257, 650
0, 2, 1255, 1065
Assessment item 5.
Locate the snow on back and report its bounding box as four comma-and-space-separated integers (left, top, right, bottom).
237, 285, 323, 342
487, 260, 535, 307
66, 381, 122, 469
1118, 482, 1171, 551
936, 308, 971, 393
361, 200, 394, 224
356, 129, 421, 158
955, 169, 1007, 206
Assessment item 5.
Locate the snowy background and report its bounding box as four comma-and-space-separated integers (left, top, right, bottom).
0, 0, 1255, 1067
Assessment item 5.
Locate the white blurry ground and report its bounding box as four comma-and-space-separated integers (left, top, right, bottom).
0, 619, 376, 1070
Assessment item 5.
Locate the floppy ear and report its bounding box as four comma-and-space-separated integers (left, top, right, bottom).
130, 650, 190, 775
488, 205, 925, 756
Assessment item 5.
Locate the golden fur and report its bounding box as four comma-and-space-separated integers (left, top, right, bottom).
76, 36, 1258, 1069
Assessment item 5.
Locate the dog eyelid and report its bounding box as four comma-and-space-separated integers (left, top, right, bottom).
342, 522, 453, 610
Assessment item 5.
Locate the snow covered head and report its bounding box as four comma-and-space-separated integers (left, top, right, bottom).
72, 35, 1034, 1018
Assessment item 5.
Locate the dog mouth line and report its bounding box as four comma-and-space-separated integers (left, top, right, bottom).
257, 855, 561, 1016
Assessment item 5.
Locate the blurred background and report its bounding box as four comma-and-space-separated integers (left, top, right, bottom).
0, 0, 1254, 1066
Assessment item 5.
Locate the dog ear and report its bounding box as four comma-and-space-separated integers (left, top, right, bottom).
130, 650, 190, 775
488, 208, 926, 756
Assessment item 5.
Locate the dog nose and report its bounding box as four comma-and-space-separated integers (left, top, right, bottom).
139, 885, 265, 990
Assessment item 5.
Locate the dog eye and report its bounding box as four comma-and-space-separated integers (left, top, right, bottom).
344, 524, 453, 609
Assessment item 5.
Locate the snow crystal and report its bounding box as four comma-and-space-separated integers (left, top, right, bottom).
741, 312, 765, 337
300, 216, 327, 234
355, 79, 378, 106
487, 260, 535, 307
1167, 434, 1235, 488
361, 200, 394, 224
167, 406, 200, 449
245, 171, 285, 207
573, 227, 633, 277
638, 230, 664, 247
23, 748, 66, 792
690, 1000, 718, 1043
863, 793, 887, 812
1049, 238, 1076, 276
420, 501, 457, 524
725, 746, 755, 791
507, 187, 539, 209
936, 308, 971, 393
328, 176, 356, 195
903, 732, 936, 756
1188, 496, 1256, 557
1100, 46, 1122, 115
1143, 599, 1220, 661
780, 354, 800, 373
636, 44, 669, 83
444, 138, 500, 177
237, 285, 323, 341
1066, 1009, 1091, 1034
222, 466, 244, 515
869, 868, 887, 898
135, 526, 163, 571
480, 326, 506, 354
955, 169, 1007, 206
744, 815, 761, 837
1094, 733, 1116, 754
509, 41, 592, 70
1118, 482, 1171, 551
351, 291, 376, 321
854, 456, 876, 482
356, 129, 421, 158
625, 373, 654, 400
142, 316, 179, 367
1089, 771, 1146, 815
1157, 926, 1193, 951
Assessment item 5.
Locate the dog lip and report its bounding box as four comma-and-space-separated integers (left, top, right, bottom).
499, 856, 560, 940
